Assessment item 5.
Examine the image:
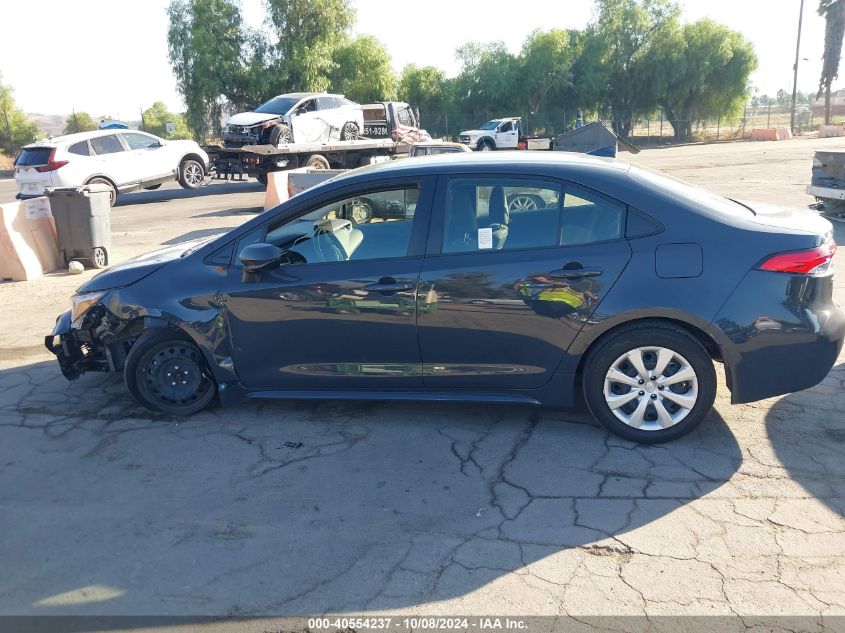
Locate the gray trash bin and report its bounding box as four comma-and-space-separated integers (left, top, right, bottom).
46, 184, 112, 269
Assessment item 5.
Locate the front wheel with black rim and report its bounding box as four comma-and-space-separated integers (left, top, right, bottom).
124, 330, 216, 416
178, 158, 205, 190
581, 321, 717, 443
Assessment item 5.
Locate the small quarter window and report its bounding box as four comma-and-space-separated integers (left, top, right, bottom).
68, 141, 91, 156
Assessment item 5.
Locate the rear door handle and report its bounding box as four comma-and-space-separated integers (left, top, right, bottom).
547, 266, 603, 279
364, 277, 416, 294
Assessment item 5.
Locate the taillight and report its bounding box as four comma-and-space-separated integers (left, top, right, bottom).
35, 149, 68, 172
756, 241, 836, 275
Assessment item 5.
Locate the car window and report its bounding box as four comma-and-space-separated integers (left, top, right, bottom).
14, 147, 52, 166
397, 107, 413, 126
499, 121, 514, 133
123, 133, 159, 150
442, 178, 563, 253
297, 99, 317, 114
90, 135, 125, 155
236, 186, 420, 265
317, 96, 337, 110
68, 141, 91, 156
561, 185, 625, 246
429, 147, 459, 155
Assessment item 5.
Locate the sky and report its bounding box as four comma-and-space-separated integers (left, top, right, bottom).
0, 0, 827, 120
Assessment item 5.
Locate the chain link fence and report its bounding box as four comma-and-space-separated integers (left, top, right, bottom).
620, 104, 839, 145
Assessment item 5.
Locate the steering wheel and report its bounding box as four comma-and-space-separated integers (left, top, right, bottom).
313, 229, 347, 262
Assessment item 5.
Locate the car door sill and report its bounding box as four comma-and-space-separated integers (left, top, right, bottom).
244, 389, 541, 405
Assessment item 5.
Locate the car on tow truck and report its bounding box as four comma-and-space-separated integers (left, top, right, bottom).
223, 92, 364, 147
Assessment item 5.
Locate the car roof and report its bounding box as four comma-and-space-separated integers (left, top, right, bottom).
276, 92, 344, 100
23, 128, 154, 148
334, 151, 630, 184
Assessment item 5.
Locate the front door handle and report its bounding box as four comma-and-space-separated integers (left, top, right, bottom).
547, 266, 603, 279
364, 277, 416, 294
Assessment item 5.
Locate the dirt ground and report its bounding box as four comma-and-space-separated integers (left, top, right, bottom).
0, 138, 843, 626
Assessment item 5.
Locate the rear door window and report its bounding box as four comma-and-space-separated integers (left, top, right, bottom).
317, 96, 338, 110
90, 135, 125, 155
442, 178, 562, 253
14, 148, 52, 166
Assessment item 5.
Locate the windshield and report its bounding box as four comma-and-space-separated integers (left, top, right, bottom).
480, 120, 502, 130
629, 165, 753, 218
254, 96, 300, 115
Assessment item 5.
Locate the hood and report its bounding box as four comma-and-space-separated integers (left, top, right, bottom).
226, 111, 282, 127
460, 130, 487, 137
76, 234, 224, 293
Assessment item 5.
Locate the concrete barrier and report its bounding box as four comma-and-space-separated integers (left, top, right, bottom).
0, 197, 63, 281
750, 127, 793, 141
818, 125, 845, 138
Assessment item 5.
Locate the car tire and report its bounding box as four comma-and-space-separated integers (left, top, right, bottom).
268, 124, 292, 146
582, 320, 717, 444
178, 158, 205, 189
124, 329, 217, 416
256, 173, 268, 186
306, 154, 331, 170
478, 139, 495, 152
341, 121, 359, 140
87, 177, 117, 206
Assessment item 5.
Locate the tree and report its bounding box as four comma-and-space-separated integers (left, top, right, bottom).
0, 73, 38, 156
453, 42, 520, 128
398, 65, 450, 136
63, 111, 98, 135
593, 0, 680, 138
517, 29, 579, 133
650, 18, 757, 140
329, 35, 396, 104
264, 0, 356, 92
818, 0, 845, 124
141, 101, 193, 139
167, 0, 250, 139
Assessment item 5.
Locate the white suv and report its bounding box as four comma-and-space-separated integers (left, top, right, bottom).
14, 129, 209, 205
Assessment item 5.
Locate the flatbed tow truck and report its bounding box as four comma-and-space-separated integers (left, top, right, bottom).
205, 137, 403, 183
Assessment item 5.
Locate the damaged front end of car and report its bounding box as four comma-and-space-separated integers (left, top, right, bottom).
44, 292, 144, 380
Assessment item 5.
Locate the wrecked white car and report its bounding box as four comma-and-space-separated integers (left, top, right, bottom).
223, 92, 365, 147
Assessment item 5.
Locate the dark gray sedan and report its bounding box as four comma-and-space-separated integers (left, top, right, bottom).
46, 153, 844, 443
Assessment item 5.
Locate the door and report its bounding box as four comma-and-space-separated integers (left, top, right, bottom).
88, 134, 134, 186
496, 121, 519, 148
418, 176, 632, 389
221, 177, 435, 390
121, 132, 170, 181
291, 97, 327, 143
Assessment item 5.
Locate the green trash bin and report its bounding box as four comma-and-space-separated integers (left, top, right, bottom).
46, 184, 113, 269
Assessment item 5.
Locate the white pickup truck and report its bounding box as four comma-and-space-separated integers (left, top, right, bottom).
458, 116, 551, 151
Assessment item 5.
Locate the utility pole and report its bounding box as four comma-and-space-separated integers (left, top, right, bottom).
791, 0, 805, 133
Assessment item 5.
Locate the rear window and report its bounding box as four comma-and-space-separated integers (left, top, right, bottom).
68, 141, 91, 156
629, 165, 752, 218
14, 147, 52, 166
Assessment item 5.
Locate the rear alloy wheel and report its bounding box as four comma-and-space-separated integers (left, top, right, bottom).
341, 121, 360, 140
125, 330, 216, 416
87, 177, 117, 206
582, 322, 716, 443
178, 158, 205, 189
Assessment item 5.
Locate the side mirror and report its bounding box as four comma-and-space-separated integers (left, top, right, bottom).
239, 242, 283, 273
